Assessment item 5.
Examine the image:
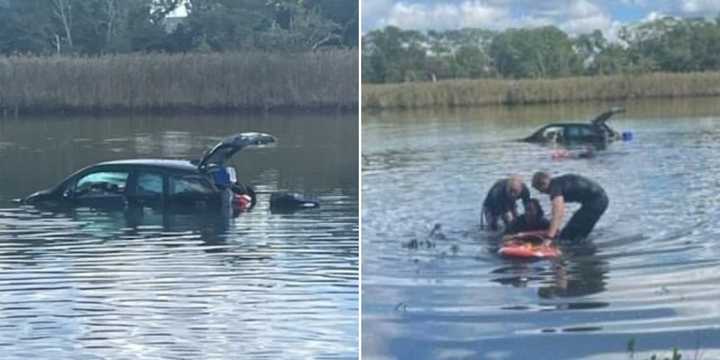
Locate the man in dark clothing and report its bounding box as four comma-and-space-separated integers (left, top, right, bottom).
482, 176, 531, 231
531, 172, 608, 241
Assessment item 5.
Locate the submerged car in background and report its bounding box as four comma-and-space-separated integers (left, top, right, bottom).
522, 107, 625, 145
22, 132, 318, 213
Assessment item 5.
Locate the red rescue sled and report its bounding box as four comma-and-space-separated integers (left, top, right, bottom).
498, 231, 562, 259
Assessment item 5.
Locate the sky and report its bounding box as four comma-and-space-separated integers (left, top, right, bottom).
362, 0, 720, 39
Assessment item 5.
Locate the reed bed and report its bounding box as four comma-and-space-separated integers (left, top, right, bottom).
0, 50, 358, 115
362, 72, 720, 110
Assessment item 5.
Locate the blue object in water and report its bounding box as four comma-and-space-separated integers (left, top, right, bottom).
622, 131, 634, 141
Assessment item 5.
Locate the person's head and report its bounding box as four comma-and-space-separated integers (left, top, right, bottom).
506, 175, 524, 199
532, 171, 552, 193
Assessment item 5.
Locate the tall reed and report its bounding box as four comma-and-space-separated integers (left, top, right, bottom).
0, 50, 358, 115
363, 72, 720, 110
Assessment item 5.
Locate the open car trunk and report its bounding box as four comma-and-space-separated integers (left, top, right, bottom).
197, 132, 276, 170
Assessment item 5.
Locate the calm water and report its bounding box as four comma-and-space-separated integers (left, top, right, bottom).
0, 112, 358, 359
362, 98, 720, 360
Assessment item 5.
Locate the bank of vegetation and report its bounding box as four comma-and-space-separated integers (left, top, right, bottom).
363, 16, 720, 109
0, 0, 358, 114
363, 71, 720, 109
0, 50, 357, 114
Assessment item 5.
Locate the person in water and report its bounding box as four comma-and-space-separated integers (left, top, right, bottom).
531, 172, 608, 241
552, 145, 596, 160
482, 176, 531, 231
504, 198, 550, 235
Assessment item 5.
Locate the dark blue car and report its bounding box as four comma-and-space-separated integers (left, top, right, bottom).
22, 132, 284, 213
522, 107, 624, 145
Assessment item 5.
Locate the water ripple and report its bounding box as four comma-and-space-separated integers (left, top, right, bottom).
0, 191, 357, 359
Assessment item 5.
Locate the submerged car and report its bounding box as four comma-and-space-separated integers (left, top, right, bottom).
22, 132, 317, 212
522, 107, 625, 145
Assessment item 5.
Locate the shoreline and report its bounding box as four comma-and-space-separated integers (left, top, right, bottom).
362, 72, 720, 110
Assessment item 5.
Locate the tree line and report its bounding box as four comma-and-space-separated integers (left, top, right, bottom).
362, 16, 720, 83
0, 0, 358, 55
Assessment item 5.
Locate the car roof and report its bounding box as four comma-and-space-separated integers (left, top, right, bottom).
540, 123, 593, 128
96, 159, 198, 172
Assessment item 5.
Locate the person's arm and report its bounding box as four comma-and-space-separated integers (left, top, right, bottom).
547, 196, 565, 239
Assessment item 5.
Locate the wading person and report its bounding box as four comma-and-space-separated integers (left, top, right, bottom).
482, 176, 531, 231
531, 172, 608, 241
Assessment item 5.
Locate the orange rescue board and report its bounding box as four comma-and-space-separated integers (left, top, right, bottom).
498, 231, 562, 259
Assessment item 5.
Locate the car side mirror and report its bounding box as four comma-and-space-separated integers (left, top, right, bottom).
63, 188, 74, 198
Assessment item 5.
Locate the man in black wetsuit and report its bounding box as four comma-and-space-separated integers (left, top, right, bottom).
482, 176, 531, 231
531, 172, 608, 241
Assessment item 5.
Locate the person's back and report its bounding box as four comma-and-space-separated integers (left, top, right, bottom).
548, 174, 605, 205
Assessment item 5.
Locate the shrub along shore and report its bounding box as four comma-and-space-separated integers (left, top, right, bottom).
362, 72, 720, 110
0, 50, 358, 116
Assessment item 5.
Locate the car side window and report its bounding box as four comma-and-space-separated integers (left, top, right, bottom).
580, 126, 595, 137
75, 171, 129, 196
566, 126, 594, 138
169, 175, 213, 195
136, 173, 164, 196
566, 126, 580, 138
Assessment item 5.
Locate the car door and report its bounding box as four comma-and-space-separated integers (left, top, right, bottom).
70, 169, 130, 210
167, 174, 220, 212
127, 171, 165, 210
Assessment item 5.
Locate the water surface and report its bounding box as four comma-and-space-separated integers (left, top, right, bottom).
0, 112, 358, 359
362, 98, 720, 360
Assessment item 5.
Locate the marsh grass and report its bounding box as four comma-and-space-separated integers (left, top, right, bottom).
363, 72, 720, 110
0, 50, 358, 115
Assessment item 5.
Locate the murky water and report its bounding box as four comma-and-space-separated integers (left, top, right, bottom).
362, 98, 720, 360
0, 112, 358, 359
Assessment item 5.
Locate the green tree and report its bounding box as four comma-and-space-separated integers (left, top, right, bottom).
452, 45, 491, 78
0, 0, 55, 54
180, 0, 273, 51
489, 26, 581, 78
261, 0, 341, 50
0, 0, 181, 55
304, 0, 358, 47
362, 26, 427, 83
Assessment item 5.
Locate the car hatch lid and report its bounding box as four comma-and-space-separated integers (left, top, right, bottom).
590, 107, 625, 126
198, 132, 276, 170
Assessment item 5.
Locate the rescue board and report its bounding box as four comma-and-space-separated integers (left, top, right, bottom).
498, 231, 562, 259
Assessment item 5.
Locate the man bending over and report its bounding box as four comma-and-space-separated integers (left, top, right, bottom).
531, 172, 608, 241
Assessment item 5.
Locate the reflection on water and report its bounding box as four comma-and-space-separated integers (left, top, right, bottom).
0, 112, 358, 359
362, 98, 720, 360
